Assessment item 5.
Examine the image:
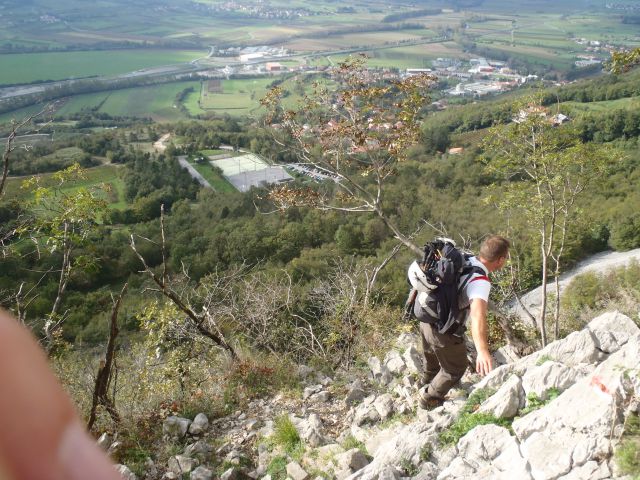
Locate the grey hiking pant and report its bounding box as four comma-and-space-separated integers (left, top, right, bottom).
419, 322, 468, 400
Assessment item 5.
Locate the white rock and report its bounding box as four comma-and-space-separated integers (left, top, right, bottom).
402, 345, 423, 374
189, 413, 209, 435
115, 464, 138, 480
309, 391, 331, 403
478, 374, 524, 418
536, 329, 604, 366
303, 384, 323, 400
494, 344, 521, 365
586, 311, 639, 354
184, 440, 213, 457
163, 416, 192, 439
373, 394, 395, 420
336, 448, 370, 471
97, 433, 112, 451
395, 332, 419, 350
168, 455, 198, 475
437, 424, 532, 480
413, 462, 438, 480
286, 461, 309, 480
557, 460, 611, 480
190, 465, 214, 480
384, 350, 406, 375
521, 361, 580, 400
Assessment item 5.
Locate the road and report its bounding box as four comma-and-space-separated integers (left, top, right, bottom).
177, 156, 214, 190
508, 247, 640, 324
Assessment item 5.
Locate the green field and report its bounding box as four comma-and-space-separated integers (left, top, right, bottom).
53, 81, 201, 121
0, 50, 205, 85
561, 97, 640, 113
5, 164, 126, 209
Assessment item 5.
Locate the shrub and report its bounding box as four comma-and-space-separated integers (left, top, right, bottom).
341, 434, 368, 455
438, 388, 512, 446
615, 412, 640, 478
519, 388, 560, 416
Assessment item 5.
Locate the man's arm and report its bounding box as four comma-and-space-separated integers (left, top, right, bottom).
469, 298, 493, 376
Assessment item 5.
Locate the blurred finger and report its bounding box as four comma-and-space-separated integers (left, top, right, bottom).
0, 309, 119, 480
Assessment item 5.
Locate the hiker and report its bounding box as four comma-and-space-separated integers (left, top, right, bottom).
411, 235, 510, 409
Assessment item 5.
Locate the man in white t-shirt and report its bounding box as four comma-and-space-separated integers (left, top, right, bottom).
419, 235, 510, 409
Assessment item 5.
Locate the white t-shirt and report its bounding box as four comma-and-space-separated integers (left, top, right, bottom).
459, 256, 491, 306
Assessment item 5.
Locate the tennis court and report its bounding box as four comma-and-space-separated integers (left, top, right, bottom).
211, 153, 293, 192
211, 153, 268, 177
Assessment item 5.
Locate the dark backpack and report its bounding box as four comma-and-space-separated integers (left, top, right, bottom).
405, 239, 486, 336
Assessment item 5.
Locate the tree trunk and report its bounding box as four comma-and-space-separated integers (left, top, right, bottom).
88, 284, 127, 431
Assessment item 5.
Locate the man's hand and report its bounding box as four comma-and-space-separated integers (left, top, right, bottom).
476, 349, 493, 376
469, 298, 494, 377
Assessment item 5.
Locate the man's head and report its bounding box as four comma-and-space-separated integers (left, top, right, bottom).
478, 235, 510, 272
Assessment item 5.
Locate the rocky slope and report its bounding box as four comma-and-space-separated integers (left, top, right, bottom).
109, 311, 640, 480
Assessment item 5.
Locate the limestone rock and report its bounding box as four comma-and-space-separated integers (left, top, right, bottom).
478, 374, 524, 419
395, 332, 419, 350
190, 466, 214, 480
413, 462, 438, 480
303, 384, 324, 400
345, 381, 367, 406
163, 416, 192, 439
521, 361, 580, 400
336, 448, 370, 472
557, 461, 611, 480
437, 424, 532, 480
384, 350, 406, 375
368, 356, 393, 385
494, 344, 521, 365
115, 464, 137, 480
286, 461, 309, 480
586, 311, 639, 354
188, 413, 209, 435
535, 329, 604, 366
309, 390, 331, 403
373, 394, 395, 420
402, 345, 423, 374
97, 432, 111, 451
168, 455, 199, 475
220, 467, 251, 480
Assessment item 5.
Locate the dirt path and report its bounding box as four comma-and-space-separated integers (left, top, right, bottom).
153, 133, 171, 153
508, 248, 640, 324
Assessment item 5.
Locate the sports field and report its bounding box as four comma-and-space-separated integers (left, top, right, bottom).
212, 154, 270, 177
211, 153, 293, 192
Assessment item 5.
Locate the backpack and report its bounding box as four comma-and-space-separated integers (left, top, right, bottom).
404, 238, 487, 336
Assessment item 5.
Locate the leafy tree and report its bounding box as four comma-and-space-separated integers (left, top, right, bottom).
18, 163, 109, 351
482, 101, 621, 344
261, 55, 434, 255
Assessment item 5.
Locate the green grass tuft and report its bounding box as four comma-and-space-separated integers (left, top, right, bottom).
272, 415, 302, 454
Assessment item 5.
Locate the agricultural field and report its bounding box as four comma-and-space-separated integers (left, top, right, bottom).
53, 81, 201, 122
0, 50, 205, 85
4, 164, 126, 209
561, 97, 640, 113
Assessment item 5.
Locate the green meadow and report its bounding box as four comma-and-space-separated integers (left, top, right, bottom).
0, 49, 205, 85
5, 164, 126, 209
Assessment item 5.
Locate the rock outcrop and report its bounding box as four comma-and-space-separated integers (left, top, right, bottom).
112, 311, 639, 480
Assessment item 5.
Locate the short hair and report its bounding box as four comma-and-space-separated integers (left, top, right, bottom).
479, 235, 510, 262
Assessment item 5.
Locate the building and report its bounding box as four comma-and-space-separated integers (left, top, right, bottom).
265, 62, 285, 72
239, 52, 265, 63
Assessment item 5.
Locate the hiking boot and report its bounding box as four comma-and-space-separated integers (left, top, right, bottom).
418, 373, 437, 388
418, 394, 444, 410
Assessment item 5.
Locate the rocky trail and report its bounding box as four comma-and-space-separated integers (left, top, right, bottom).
109, 311, 640, 480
